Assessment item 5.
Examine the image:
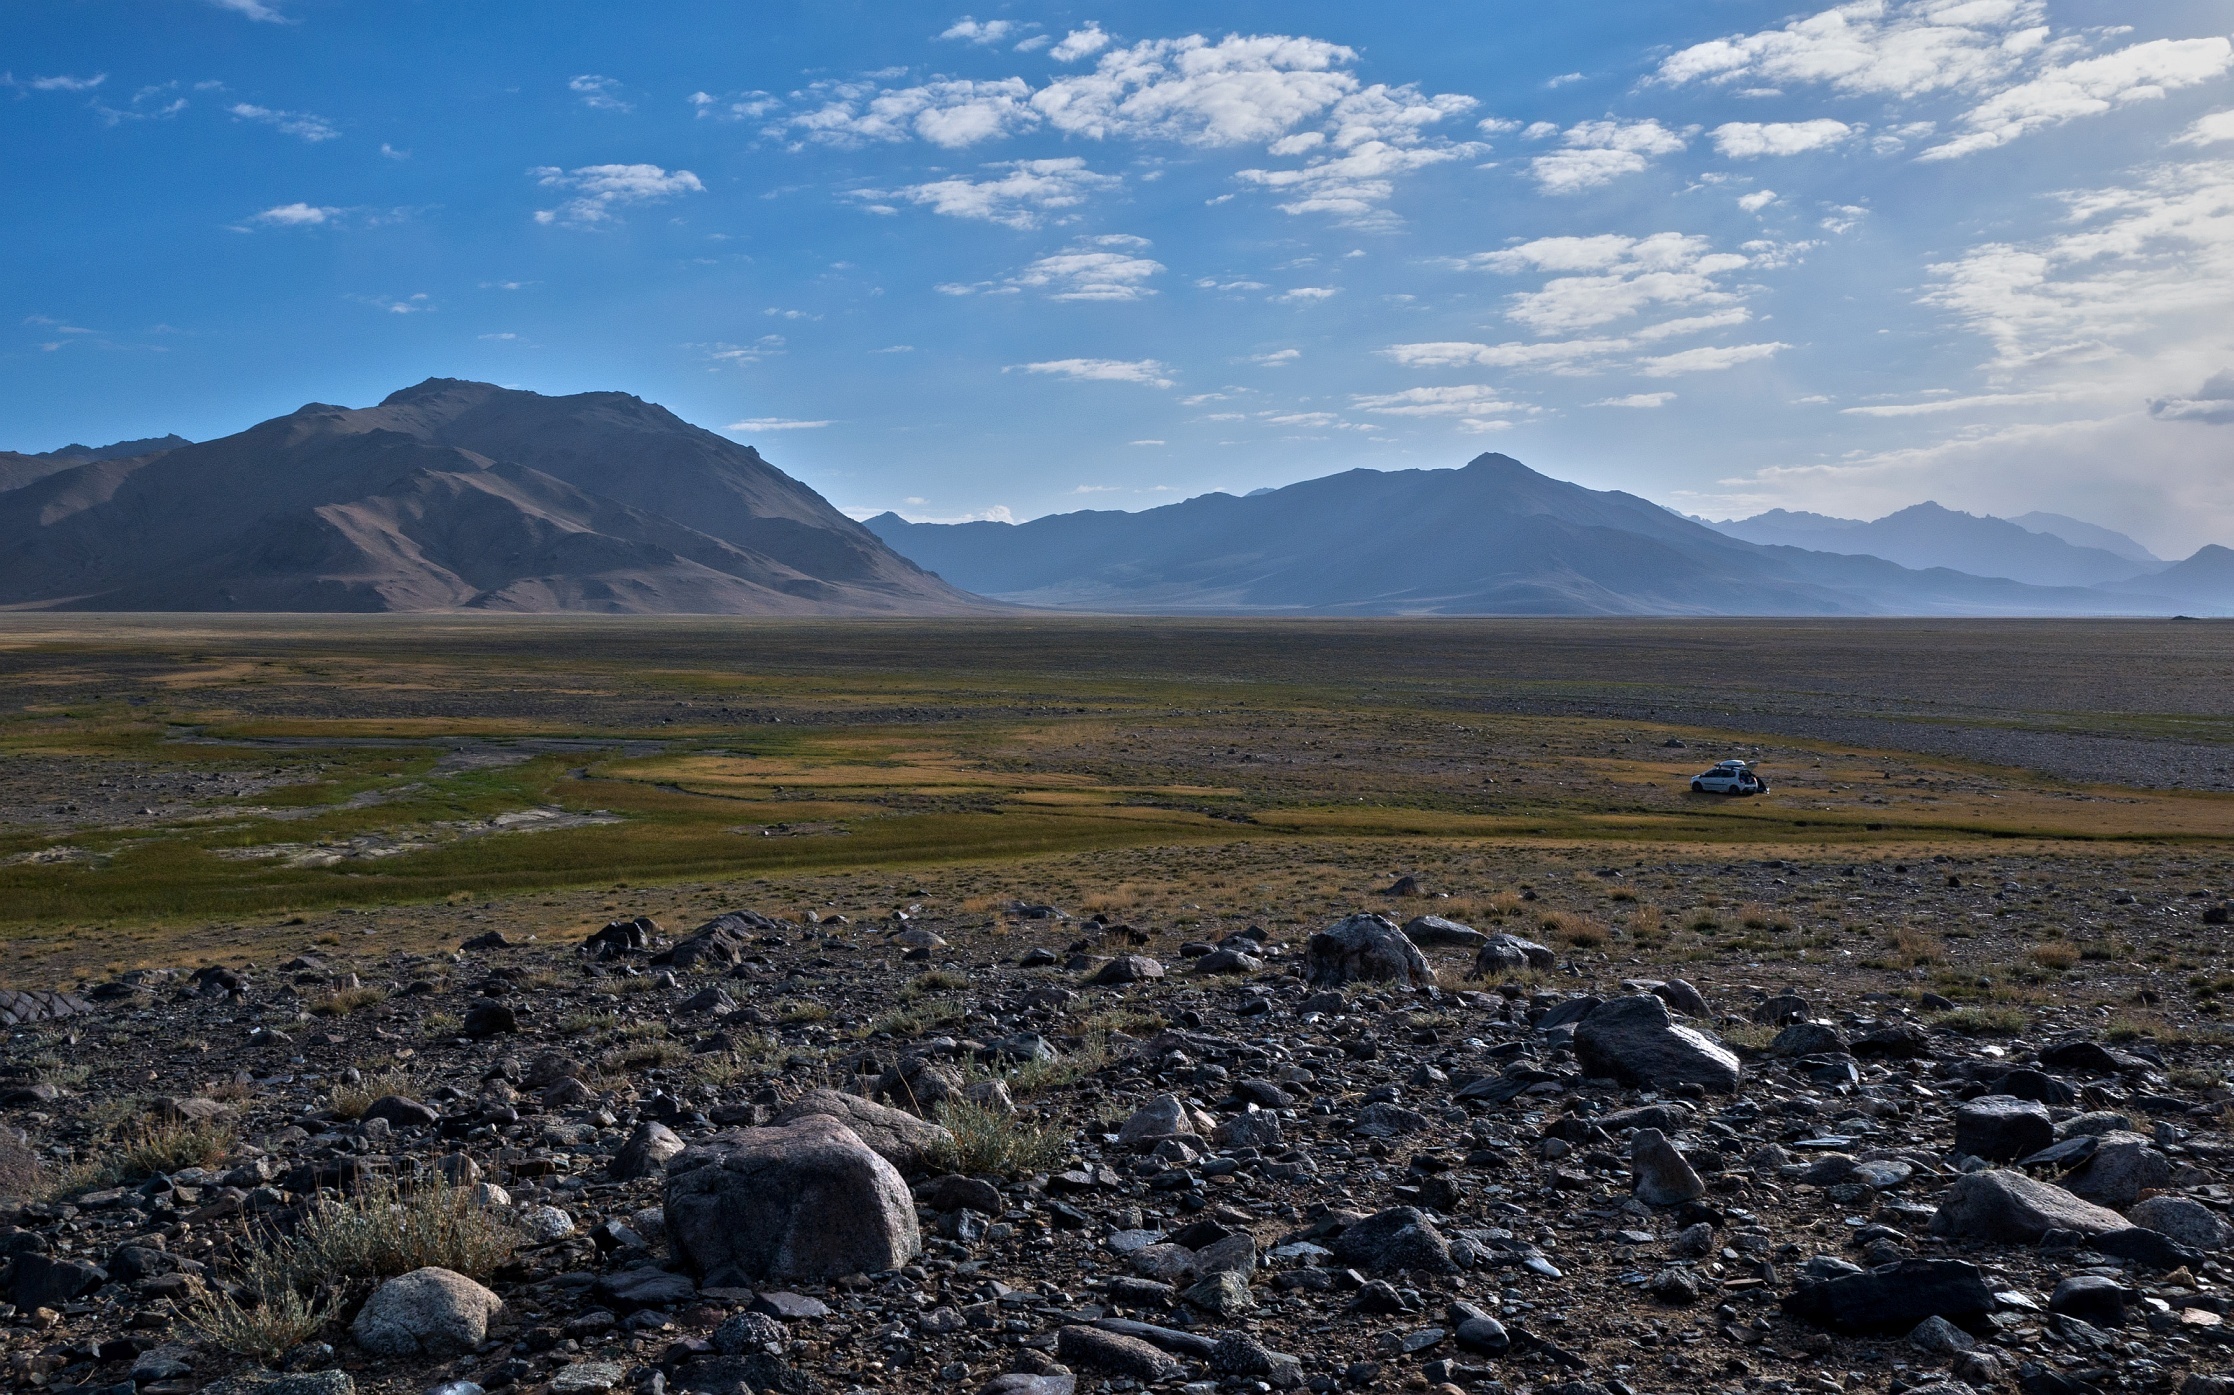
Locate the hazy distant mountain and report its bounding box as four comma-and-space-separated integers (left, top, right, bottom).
1712, 501, 2155, 587
868, 454, 2168, 617
2102, 544, 2234, 611
0, 380, 984, 614
2009, 511, 2161, 564
0, 434, 189, 494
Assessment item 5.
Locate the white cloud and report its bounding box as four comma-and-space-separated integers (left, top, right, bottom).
2151, 370, 2234, 424
1017, 357, 1175, 387
1841, 391, 2062, 416
1593, 392, 1677, 407
229, 102, 337, 141
1637, 342, 1789, 376
1004, 237, 1165, 300
1921, 37, 2234, 160
253, 202, 338, 226
1468, 232, 1755, 334
781, 77, 1039, 148
696, 336, 787, 366
208, 0, 289, 21
2176, 110, 2234, 147
1711, 119, 1855, 157
1528, 119, 1690, 193
569, 75, 632, 112
531, 163, 704, 226
1352, 384, 1523, 419
1739, 189, 1780, 212
1921, 158, 2234, 371
351, 292, 433, 315
1252, 349, 1301, 365
862, 157, 1118, 228
940, 17, 1015, 45
1275, 286, 1339, 302
1130, 439, 1166, 446
1051, 24, 1111, 63
1236, 127, 1475, 226
1032, 33, 1358, 146
728, 417, 833, 431
20, 73, 105, 91
1656, 0, 2049, 99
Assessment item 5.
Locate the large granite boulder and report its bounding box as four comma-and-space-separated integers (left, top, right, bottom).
1304, 914, 1432, 990
1929, 1170, 2125, 1242
352, 1268, 505, 1358
769, 1088, 953, 1174
665, 1115, 922, 1285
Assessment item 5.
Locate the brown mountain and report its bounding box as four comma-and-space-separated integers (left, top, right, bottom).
0, 379, 987, 614
0, 434, 190, 494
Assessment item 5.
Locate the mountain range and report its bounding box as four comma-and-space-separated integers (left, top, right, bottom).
0, 380, 981, 614
1707, 503, 2163, 587
8, 384, 2226, 617
866, 454, 2216, 617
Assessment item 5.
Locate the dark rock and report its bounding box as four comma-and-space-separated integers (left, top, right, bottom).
608, 1121, 686, 1181
1472, 933, 1556, 976
359, 1095, 439, 1130
1305, 914, 1432, 990
1330, 1207, 1457, 1275
1929, 1170, 2125, 1242
583, 917, 657, 956
1849, 1024, 1933, 1059
8, 1253, 106, 1308
594, 1268, 696, 1312
2060, 1132, 2175, 1208
0, 989, 95, 1025
1053, 1325, 1183, 1381
1573, 994, 1741, 1094
1781, 1258, 1995, 1333
2048, 1276, 2132, 1327
1769, 1022, 1849, 1057
1088, 955, 1165, 986
917, 1174, 1003, 1214
1953, 1096, 2054, 1163
1400, 916, 1486, 948
461, 1000, 516, 1038
654, 912, 784, 972
664, 1115, 922, 1284
1630, 1128, 1705, 1206
769, 1088, 953, 1174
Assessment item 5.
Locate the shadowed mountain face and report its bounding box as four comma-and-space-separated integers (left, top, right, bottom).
1712, 502, 2160, 587
0, 434, 190, 495
867, 454, 2176, 617
0, 380, 986, 614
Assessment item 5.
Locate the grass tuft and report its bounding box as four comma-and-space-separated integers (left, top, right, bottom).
309, 985, 388, 1017
928, 1098, 1067, 1177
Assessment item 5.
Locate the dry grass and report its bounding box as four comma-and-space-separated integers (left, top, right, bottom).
1542, 910, 1609, 948
1889, 927, 1946, 966
929, 1098, 1068, 1177
308, 985, 388, 1017
1738, 902, 1793, 932
1934, 1005, 2027, 1036
2030, 942, 2081, 971
1626, 903, 1665, 941
187, 1177, 519, 1359
900, 967, 969, 1000
330, 1067, 417, 1121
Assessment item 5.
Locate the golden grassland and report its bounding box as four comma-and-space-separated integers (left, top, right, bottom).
0, 613, 2231, 977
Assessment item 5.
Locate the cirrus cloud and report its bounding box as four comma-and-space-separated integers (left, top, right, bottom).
1015, 357, 1175, 387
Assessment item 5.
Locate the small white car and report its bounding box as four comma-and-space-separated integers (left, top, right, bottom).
1691, 760, 1769, 795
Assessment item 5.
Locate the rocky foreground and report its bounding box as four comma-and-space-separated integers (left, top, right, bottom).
3, 895, 2233, 1395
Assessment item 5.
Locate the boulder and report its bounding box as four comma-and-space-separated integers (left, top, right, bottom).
1191, 949, 1263, 974
7, 1254, 105, 1310
607, 1120, 686, 1181
1630, 1128, 1705, 1206
1782, 1258, 1994, 1333
1304, 914, 1432, 990
654, 911, 786, 971
916, 1174, 1002, 1214
1471, 933, 1556, 976
359, 1095, 439, 1130
1929, 1170, 2125, 1243
461, 1000, 516, 1038
1330, 1207, 1457, 1275
1087, 954, 1165, 986
664, 1115, 922, 1284
1055, 1325, 1184, 1381
1573, 994, 1741, 1094
1627, 978, 1710, 1018
770, 1088, 953, 1174
2061, 1132, 2175, 1209
1400, 916, 1486, 948
873, 1056, 965, 1115
1953, 1096, 2054, 1164
1769, 1022, 1849, 1057
2127, 1195, 2232, 1251
1751, 993, 1811, 1025
2048, 1275, 2133, 1327
351, 1267, 505, 1357
1117, 1094, 1207, 1151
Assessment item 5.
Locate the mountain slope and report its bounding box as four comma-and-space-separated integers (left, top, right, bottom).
2009, 511, 2161, 564
2102, 544, 2234, 612
0, 434, 189, 494
1713, 501, 2155, 586
867, 454, 2168, 617
0, 381, 986, 615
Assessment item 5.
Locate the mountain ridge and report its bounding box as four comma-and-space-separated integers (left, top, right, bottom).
0, 379, 988, 615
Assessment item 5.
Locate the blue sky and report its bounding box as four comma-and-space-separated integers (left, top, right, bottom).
8, 1, 2234, 552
